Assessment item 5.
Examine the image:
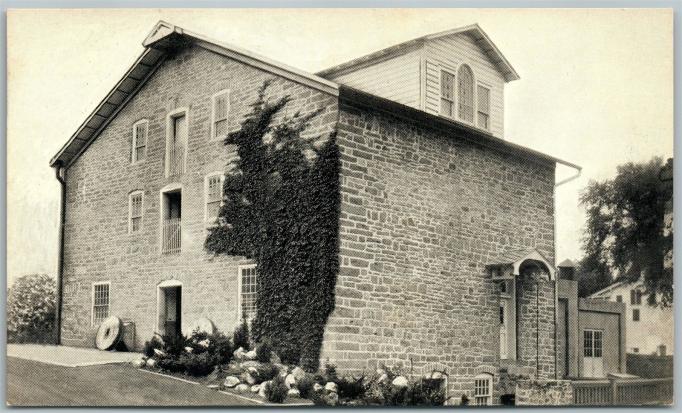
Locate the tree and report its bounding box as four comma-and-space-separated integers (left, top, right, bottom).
7, 274, 57, 343
579, 157, 673, 306
205, 81, 340, 369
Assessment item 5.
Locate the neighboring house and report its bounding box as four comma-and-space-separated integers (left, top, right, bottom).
51, 21, 581, 404
589, 281, 673, 356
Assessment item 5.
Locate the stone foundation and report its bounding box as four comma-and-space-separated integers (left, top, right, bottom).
515, 380, 573, 406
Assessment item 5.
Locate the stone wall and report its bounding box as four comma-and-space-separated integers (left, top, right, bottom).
321, 100, 556, 399
61, 44, 337, 349
516, 277, 556, 379
515, 380, 573, 406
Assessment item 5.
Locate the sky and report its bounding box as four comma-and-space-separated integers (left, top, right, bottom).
7, 8, 673, 284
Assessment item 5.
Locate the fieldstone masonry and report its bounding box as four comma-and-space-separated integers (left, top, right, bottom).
60, 38, 558, 404
60, 45, 337, 348
319, 102, 556, 398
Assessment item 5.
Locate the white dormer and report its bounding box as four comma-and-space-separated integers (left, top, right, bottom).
317, 24, 518, 139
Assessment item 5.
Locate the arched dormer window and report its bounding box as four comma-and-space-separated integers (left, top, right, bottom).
457, 64, 474, 123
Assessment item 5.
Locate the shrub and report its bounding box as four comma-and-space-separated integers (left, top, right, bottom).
407, 379, 446, 406
157, 356, 184, 373
255, 363, 280, 382
321, 362, 339, 383
297, 373, 317, 399
256, 340, 273, 363
143, 335, 164, 358
7, 274, 57, 344
337, 375, 365, 399
264, 373, 289, 403
178, 352, 215, 377
208, 332, 233, 365
160, 332, 187, 357
233, 319, 250, 351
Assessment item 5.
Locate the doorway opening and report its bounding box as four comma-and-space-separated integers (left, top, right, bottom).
157, 282, 182, 339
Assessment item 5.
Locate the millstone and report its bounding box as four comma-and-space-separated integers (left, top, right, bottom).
95, 316, 122, 350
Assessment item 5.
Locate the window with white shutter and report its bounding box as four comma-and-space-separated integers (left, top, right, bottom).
132, 120, 148, 163
205, 173, 224, 224
477, 85, 491, 130
440, 70, 455, 118
458, 64, 474, 123
129, 191, 143, 233
212, 89, 230, 140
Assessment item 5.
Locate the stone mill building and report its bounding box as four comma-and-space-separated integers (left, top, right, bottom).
51, 21, 580, 404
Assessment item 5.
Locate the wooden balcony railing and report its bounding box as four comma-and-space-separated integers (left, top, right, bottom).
162, 218, 181, 254
573, 377, 673, 406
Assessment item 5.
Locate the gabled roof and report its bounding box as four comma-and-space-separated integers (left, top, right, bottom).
317, 24, 520, 82
50, 21, 339, 168
589, 280, 640, 298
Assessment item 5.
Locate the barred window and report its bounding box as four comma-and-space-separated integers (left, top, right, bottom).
458, 64, 474, 123
205, 173, 224, 224
239, 265, 257, 321
132, 120, 148, 163
474, 374, 492, 405
129, 191, 143, 233
477, 85, 490, 130
212, 90, 230, 140
92, 283, 110, 325
440, 70, 455, 118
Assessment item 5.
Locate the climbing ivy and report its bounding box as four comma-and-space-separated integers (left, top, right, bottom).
205, 81, 340, 370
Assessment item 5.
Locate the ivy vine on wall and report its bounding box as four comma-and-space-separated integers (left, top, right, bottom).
205, 81, 340, 370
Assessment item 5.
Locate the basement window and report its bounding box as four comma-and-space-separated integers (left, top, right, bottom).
92, 282, 110, 326
473, 373, 493, 405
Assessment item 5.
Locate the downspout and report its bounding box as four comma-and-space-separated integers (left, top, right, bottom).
553, 164, 582, 379
54, 162, 66, 345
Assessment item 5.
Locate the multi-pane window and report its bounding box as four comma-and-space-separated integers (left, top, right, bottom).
129, 191, 143, 233
205, 173, 224, 223
584, 329, 603, 358
457, 64, 474, 123
630, 289, 643, 305
476, 85, 490, 130
239, 265, 257, 321
616, 295, 623, 303
632, 309, 640, 321
212, 90, 230, 140
92, 282, 110, 325
440, 71, 455, 118
132, 120, 148, 163
474, 374, 492, 405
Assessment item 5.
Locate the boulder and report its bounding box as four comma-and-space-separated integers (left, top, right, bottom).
284, 374, 296, 389
377, 373, 389, 383
250, 384, 260, 393
259, 381, 269, 398
392, 376, 409, 388
376, 368, 387, 376
325, 382, 338, 392
288, 388, 301, 398
233, 347, 246, 361
245, 350, 258, 360
223, 376, 241, 388
235, 384, 250, 393
239, 360, 261, 369
153, 348, 166, 357
244, 367, 259, 385
132, 358, 146, 368
197, 339, 210, 348
313, 383, 324, 392
146, 358, 157, 368
291, 366, 306, 381
324, 391, 339, 406
430, 371, 444, 380
184, 346, 194, 353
